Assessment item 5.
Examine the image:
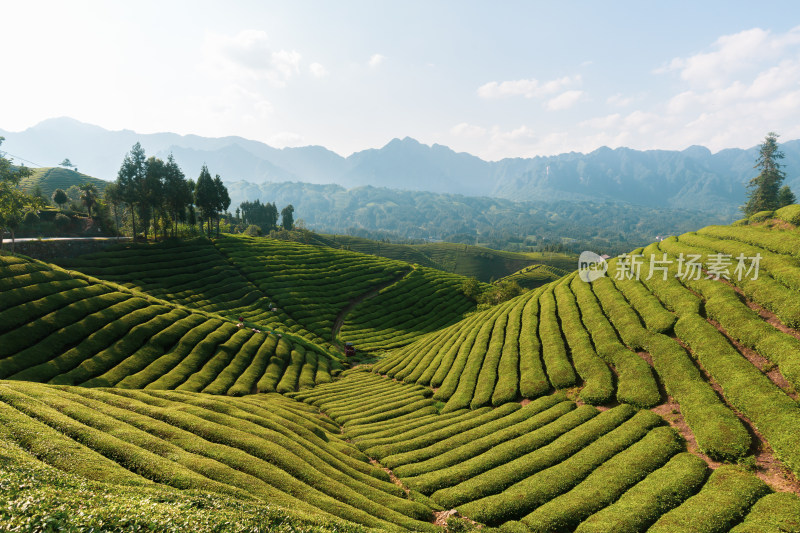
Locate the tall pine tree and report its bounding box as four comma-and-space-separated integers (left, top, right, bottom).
116, 142, 147, 237
194, 164, 217, 238
743, 132, 786, 215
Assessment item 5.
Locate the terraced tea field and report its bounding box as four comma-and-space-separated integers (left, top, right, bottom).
4, 214, 800, 531
56, 238, 336, 350
17, 166, 109, 198
499, 263, 572, 289
339, 266, 479, 352
0, 254, 339, 395
59, 235, 476, 353
293, 371, 798, 532
0, 381, 436, 530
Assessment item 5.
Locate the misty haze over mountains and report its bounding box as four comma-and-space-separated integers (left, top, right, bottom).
3, 117, 800, 214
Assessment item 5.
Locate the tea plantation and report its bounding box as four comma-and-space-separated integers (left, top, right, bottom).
2, 216, 800, 531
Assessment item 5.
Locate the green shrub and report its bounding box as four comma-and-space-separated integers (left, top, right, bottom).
520, 426, 684, 531
648, 465, 771, 533
118, 318, 220, 390
491, 297, 525, 405
675, 314, 800, 476
380, 396, 563, 474
458, 409, 664, 525
730, 492, 800, 532
402, 401, 583, 495
775, 204, 800, 225
276, 347, 306, 394
470, 313, 508, 408
749, 210, 775, 223
519, 288, 551, 398
575, 452, 708, 533
22, 210, 40, 225
353, 408, 487, 449
538, 287, 577, 389
570, 275, 660, 407
553, 278, 614, 404
54, 212, 71, 228
435, 304, 506, 408
434, 405, 644, 512
202, 332, 265, 395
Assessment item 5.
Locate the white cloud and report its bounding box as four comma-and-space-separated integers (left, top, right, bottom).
546, 90, 584, 110
579, 113, 622, 130
309, 62, 328, 78
660, 26, 800, 89
204, 29, 302, 87
477, 75, 581, 99
450, 122, 486, 137
368, 54, 385, 68
269, 131, 305, 147
607, 93, 633, 107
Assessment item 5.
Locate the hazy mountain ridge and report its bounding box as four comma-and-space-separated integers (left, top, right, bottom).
226, 181, 734, 255
3, 117, 800, 213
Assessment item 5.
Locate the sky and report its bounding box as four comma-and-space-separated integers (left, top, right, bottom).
3, 0, 800, 160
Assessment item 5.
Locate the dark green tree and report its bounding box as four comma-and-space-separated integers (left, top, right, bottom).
213, 174, 230, 237
778, 185, 796, 208
31, 184, 47, 204
79, 183, 98, 217
743, 132, 786, 215
117, 142, 147, 237
194, 164, 217, 237
141, 156, 167, 240
239, 199, 278, 233
461, 277, 481, 300
0, 137, 36, 251
104, 181, 123, 239
163, 153, 190, 237
51, 188, 68, 210
281, 204, 294, 230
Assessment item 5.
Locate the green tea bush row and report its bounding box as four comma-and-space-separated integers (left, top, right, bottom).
570, 276, 660, 407
433, 404, 640, 510
491, 295, 526, 405
456, 407, 661, 524
592, 271, 749, 459
519, 288, 551, 398
553, 277, 614, 404
647, 465, 770, 533
0, 382, 438, 530
433, 304, 508, 405
439, 305, 505, 412
574, 452, 708, 533
681, 231, 800, 291
520, 425, 684, 531
470, 313, 508, 408
401, 401, 581, 495
379, 403, 525, 470
660, 238, 800, 389
729, 492, 800, 533
121, 318, 224, 389
375, 397, 561, 468
675, 314, 800, 475
538, 286, 577, 389
698, 224, 800, 260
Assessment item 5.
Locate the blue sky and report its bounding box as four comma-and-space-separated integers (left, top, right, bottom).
3, 1, 800, 159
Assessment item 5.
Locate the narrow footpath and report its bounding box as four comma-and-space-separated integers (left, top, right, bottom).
331, 268, 414, 351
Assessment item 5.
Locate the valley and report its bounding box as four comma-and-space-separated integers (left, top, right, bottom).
2, 208, 800, 531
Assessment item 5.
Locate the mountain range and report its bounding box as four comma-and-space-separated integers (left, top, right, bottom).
3, 117, 800, 214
